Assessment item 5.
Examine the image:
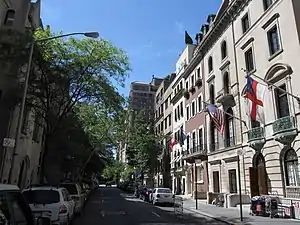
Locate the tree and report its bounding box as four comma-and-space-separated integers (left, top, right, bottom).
102, 162, 125, 182
25, 27, 130, 181
126, 110, 164, 183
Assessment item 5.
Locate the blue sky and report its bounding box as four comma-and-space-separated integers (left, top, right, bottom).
41, 0, 222, 96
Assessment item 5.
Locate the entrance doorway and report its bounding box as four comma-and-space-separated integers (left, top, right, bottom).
249, 153, 268, 196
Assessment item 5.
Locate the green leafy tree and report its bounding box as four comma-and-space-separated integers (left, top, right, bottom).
25, 27, 130, 181
126, 110, 164, 182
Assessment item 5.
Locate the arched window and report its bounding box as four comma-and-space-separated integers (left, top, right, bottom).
209, 84, 215, 104
208, 56, 213, 73
4, 9, 15, 26
221, 41, 227, 60
223, 72, 230, 94
284, 149, 299, 186
224, 107, 234, 147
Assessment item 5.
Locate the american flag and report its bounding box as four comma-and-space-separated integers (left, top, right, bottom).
206, 104, 225, 134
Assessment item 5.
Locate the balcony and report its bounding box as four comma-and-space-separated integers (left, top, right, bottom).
286, 186, 300, 199
272, 116, 298, 145
182, 145, 207, 163
171, 88, 184, 104
247, 127, 266, 151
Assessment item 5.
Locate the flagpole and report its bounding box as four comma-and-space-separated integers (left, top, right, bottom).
203, 101, 248, 129
242, 68, 300, 103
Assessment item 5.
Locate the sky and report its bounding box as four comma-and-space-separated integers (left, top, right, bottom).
41, 0, 222, 96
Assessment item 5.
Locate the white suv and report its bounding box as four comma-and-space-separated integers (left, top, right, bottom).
59, 183, 84, 215
22, 186, 75, 225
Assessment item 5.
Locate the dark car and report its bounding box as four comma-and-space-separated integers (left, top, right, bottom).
106, 182, 112, 187
140, 188, 153, 202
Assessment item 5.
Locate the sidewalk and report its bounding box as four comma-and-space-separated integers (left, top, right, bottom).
182, 198, 299, 225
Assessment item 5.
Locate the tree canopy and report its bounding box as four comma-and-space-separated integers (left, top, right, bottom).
24, 27, 130, 181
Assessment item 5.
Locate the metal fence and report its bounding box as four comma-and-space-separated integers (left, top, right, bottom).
173, 196, 183, 215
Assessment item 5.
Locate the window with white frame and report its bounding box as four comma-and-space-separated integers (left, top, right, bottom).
274, 84, 290, 118
191, 101, 196, 116
186, 106, 190, 120
198, 95, 202, 112
197, 67, 201, 79
267, 25, 281, 56
198, 128, 203, 150
191, 75, 195, 86
185, 81, 189, 90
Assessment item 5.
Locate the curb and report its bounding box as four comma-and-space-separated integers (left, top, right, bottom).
183, 207, 235, 225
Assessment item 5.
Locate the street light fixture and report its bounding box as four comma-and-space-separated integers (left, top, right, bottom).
7, 31, 99, 183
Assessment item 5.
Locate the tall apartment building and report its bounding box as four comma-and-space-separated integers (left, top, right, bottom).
0, 0, 43, 188
119, 78, 163, 166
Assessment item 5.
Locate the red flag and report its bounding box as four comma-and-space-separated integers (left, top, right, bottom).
169, 135, 177, 152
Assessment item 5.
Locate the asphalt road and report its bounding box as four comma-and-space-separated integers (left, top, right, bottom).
73, 187, 227, 225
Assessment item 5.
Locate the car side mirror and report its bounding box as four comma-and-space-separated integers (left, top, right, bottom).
36, 217, 52, 225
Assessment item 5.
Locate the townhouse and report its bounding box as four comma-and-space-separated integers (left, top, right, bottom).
182, 38, 208, 199
154, 74, 175, 188
169, 44, 195, 194
0, 0, 44, 188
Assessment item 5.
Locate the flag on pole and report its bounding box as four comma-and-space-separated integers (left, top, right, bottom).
179, 126, 187, 146
206, 104, 225, 134
244, 75, 266, 124
169, 135, 177, 152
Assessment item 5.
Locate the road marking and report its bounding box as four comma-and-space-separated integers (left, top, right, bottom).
151, 211, 160, 217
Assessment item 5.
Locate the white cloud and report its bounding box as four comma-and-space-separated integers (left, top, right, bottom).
175, 21, 184, 34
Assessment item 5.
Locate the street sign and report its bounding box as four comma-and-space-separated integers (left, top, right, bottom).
3, 138, 15, 148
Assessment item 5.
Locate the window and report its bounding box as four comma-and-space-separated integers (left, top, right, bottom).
197, 68, 201, 79
224, 108, 234, 147
192, 132, 196, 151
198, 128, 203, 150
274, 84, 290, 118
0, 195, 12, 224
186, 106, 190, 120
213, 171, 220, 193
209, 85, 215, 104
180, 102, 183, 117
164, 118, 167, 128
263, 0, 273, 10
185, 81, 189, 89
267, 25, 280, 56
251, 120, 260, 128
165, 99, 168, 110
32, 115, 40, 142
208, 56, 213, 73
191, 75, 195, 86
223, 72, 230, 94
4, 9, 15, 26
242, 13, 250, 33
23, 190, 60, 204
168, 114, 171, 126
175, 110, 177, 121
228, 169, 237, 193
244, 48, 254, 72
8, 192, 33, 225
191, 102, 195, 116
187, 135, 190, 150
284, 149, 299, 186
221, 41, 227, 59
196, 167, 203, 182
21, 106, 30, 134
198, 95, 202, 112
60, 184, 79, 195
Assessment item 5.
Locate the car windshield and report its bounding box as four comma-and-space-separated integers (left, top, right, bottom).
60, 184, 78, 195
23, 190, 60, 204
158, 188, 172, 193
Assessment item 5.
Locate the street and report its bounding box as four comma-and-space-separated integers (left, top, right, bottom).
73, 187, 228, 225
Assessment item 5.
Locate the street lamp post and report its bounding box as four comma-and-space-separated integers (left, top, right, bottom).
7, 31, 99, 184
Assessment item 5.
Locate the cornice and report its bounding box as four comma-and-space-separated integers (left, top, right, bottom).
180, 0, 250, 80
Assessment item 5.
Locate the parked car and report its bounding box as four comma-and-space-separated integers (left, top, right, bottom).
79, 183, 89, 202
22, 185, 75, 225
140, 188, 152, 202
0, 184, 51, 225
150, 188, 174, 206
60, 183, 84, 215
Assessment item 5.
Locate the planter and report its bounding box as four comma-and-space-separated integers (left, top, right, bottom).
196, 79, 202, 88
189, 86, 196, 93
184, 90, 190, 99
